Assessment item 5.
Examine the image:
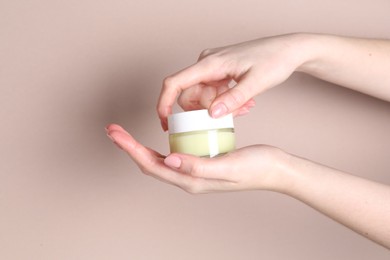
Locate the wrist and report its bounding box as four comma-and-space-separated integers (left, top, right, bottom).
294, 33, 340, 76
288, 33, 325, 74
257, 147, 300, 194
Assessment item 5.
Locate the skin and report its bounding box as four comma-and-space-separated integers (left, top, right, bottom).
106, 33, 390, 248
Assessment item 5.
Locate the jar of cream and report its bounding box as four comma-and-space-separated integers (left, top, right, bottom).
168, 109, 235, 157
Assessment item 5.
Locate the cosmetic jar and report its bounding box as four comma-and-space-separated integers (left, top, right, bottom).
168, 109, 235, 157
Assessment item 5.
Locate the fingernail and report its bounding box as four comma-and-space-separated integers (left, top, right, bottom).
236, 108, 250, 117
247, 100, 256, 108
164, 155, 182, 168
161, 119, 168, 132
211, 103, 228, 118
107, 133, 115, 142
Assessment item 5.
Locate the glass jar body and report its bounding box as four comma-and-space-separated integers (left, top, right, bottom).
169, 128, 235, 158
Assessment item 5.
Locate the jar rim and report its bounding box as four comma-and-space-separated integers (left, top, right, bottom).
168, 109, 234, 134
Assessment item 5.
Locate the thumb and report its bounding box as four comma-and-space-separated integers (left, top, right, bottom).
209, 71, 259, 118
164, 153, 226, 179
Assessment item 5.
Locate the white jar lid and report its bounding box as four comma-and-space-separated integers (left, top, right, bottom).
168, 109, 234, 134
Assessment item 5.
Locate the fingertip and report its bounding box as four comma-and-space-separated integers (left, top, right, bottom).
160, 119, 168, 132
210, 78, 254, 118
157, 104, 172, 131
105, 123, 115, 132
210, 102, 228, 118
235, 107, 250, 117
105, 123, 126, 133
247, 99, 256, 108
164, 154, 182, 168
107, 129, 136, 151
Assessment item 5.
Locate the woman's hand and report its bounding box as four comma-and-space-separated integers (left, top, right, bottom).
157, 33, 310, 130
106, 124, 291, 194
108, 33, 390, 247
106, 124, 390, 248
107, 123, 390, 248
157, 33, 390, 131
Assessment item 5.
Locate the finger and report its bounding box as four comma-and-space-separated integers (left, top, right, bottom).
177, 84, 204, 111
178, 79, 231, 111
199, 84, 230, 109
209, 70, 260, 118
203, 78, 232, 88
106, 123, 126, 132
107, 130, 148, 163
163, 153, 241, 193
107, 129, 196, 189
157, 58, 228, 130
105, 124, 169, 158
198, 86, 218, 109
145, 146, 166, 159
178, 86, 255, 118
164, 153, 236, 181
231, 98, 256, 117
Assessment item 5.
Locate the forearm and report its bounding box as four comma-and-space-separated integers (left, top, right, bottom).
296, 33, 390, 101
281, 153, 390, 248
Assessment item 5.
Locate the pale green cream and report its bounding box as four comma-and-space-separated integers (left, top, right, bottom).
169, 128, 235, 157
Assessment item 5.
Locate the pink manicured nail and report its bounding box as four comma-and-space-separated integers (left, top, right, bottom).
164, 155, 182, 168
161, 119, 168, 132
211, 103, 228, 118
236, 108, 250, 117
247, 100, 256, 108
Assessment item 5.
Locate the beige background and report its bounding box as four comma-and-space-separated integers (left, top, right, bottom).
1, 0, 390, 259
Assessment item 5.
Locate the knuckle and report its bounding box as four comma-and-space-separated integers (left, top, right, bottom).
163, 75, 182, 97
163, 76, 176, 89
189, 161, 204, 177
177, 93, 186, 107
184, 182, 203, 195
139, 166, 150, 176
183, 186, 196, 194
139, 161, 153, 175
138, 158, 157, 177
202, 54, 223, 67
199, 48, 213, 59
229, 88, 246, 107
197, 54, 219, 71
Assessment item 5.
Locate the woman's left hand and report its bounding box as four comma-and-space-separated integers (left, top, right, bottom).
106, 124, 291, 194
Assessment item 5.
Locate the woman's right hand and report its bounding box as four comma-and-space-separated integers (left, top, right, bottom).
158, 33, 390, 130
157, 33, 312, 130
